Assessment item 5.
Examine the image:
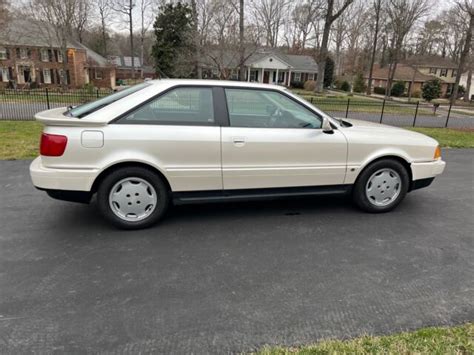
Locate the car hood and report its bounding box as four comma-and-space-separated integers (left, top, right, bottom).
340, 118, 438, 146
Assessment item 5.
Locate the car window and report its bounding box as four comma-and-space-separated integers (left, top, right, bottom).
66, 82, 151, 118
225, 88, 321, 129
120, 87, 214, 124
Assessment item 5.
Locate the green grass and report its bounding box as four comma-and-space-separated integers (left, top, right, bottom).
257, 323, 473, 354
0, 121, 42, 159
0, 122, 473, 160
408, 127, 474, 148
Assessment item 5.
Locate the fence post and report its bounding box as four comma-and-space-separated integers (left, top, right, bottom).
379, 99, 386, 123
445, 103, 452, 128
310, 97, 313, 104
345, 98, 350, 118
45, 88, 50, 110
413, 101, 419, 127
96, 88, 99, 99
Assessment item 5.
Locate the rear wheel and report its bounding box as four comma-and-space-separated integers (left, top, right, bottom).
97, 167, 169, 229
353, 159, 409, 213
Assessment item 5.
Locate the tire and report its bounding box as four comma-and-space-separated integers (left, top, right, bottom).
97, 167, 169, 229
352, 159, 409, 213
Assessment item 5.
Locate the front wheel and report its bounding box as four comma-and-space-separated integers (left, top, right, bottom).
97, 167, 169, 229
353, 159, 409, 213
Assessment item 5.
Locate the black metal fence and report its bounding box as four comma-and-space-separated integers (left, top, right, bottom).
1, 88, 473, 128
0, 88, 113, 121
301, 96, 474, 129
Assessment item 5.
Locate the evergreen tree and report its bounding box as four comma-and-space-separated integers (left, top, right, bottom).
152, 3, 193, 78
422, 79, 442, 102
324, 57, 335, 88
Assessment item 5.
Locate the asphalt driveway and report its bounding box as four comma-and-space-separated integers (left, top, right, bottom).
0, 149, 473, 353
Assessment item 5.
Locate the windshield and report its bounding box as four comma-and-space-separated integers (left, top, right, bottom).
65, 82, 152, 118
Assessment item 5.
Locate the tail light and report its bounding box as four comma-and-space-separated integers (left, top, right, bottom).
40, 133, 68, 156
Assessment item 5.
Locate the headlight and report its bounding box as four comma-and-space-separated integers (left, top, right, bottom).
434, 146, 441, 160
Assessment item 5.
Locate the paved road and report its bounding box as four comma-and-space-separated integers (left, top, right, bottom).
0, 150, 473, 353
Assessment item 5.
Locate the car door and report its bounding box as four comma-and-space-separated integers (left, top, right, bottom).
113, 86, 222, 192
221, 88, 348, 190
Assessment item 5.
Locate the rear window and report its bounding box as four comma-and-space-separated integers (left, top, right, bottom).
65, 82, 151, 118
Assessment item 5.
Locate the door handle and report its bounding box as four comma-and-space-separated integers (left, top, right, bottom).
232, 137, 246, 146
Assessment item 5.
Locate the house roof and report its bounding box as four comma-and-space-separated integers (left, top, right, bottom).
0, 18, 110, 68
368, 64, 435, 82
202, 49, 318, 72
0, 18, 83, 49
109, 56, 142, 69
403, 55, 458, 69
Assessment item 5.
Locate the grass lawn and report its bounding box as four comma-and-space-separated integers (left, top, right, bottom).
257, 323, 473, 354
409, 127, 474, 148
0, 121, 42, 160
0, 121, 473, 160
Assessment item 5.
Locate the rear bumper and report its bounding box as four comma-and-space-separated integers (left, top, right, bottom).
30, 157, 98, 191
411, 159, 446, 181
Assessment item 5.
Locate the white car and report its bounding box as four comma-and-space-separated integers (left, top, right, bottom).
30, 80, 446, 229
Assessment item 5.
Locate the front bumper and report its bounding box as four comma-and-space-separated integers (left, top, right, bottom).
30, 157, 99, 192
411, 159, 446, 181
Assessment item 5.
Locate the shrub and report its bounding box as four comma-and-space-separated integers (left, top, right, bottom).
352, 73, 366, 93
390, 81, 406, 97
422, 79, 441, 102
373, 86, 386, 95
290, 81, 305, 89
411, 90, 421, 98
304, 80, 316, 91
340, 81, 350, 92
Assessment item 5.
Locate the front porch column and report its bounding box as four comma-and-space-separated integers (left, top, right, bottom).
276, 69, 279, 84
287, 70, 292, 86
247, 66, 251, 82
260, 68, 265, 83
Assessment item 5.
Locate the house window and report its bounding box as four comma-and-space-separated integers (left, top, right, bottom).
1, 67, 9, 82
278, 71, 284, 82
43, 69, 52, 84
57, 51, 63, 63
58, 69, 68, 85
230, 69, 238, 80
429, 67, 437, 74
0, 47, 7, 60
249, 70, 257, 82
40, 49, 49, 62
440, 68, 448, 77
20, 48, 28, 59
451, 69, 458, 78
95, 69, 103, 80
294, 72, 302, 82
308, 73, 315, 81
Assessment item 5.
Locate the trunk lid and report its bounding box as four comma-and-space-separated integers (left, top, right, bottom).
35, 107, 107, 127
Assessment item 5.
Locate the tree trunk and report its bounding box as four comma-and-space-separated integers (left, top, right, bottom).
129, 1, 135, 80
464, 67, 472, 102
238, 0, 246, 81
451, 12, 473, 104
315, 1, 333, 93
366, 0, 381, 95
191, 0, 201, 79
101, 16, 108, 56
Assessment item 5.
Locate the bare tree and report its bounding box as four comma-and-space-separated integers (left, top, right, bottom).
112, 0, 136, 79
73, 0, 90, 43
314, 0, 354, 92
94, 0, 112, 56
366, 0, 383, 94
0, 0, 9, 33
138, 0, 153, 78
384, 0, 429, 98
451, 0, 473, 104
252, 0, 289, 47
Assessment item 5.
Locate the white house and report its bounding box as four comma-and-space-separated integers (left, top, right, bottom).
460, 71, 473, 101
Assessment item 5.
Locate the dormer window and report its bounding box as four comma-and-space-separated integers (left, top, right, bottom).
429, 67, 437, 74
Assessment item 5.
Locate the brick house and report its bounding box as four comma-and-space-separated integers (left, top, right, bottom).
0, 19, 116, 89
366, 56, 461, 97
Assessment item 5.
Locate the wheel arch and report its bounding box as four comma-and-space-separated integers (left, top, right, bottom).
354, 155, 414, 191
90, 161, 172, 193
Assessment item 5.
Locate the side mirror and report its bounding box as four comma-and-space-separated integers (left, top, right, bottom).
322, 117, 333, 133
